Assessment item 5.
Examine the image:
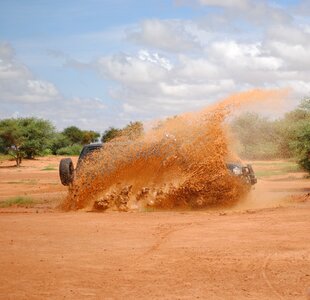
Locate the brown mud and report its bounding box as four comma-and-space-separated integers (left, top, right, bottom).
63, 89, 287, 211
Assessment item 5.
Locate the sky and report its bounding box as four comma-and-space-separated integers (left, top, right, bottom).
0, 0, 310, 132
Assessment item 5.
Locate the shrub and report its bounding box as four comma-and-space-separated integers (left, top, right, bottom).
56, 144, 82, 156
0, 196, 35, 208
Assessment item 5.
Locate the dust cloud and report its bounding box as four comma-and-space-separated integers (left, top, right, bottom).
62, 89, 287, 211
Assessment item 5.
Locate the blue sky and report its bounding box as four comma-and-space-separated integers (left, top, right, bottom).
0, 0, 310, 131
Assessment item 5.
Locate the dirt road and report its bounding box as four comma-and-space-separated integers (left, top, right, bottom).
0, 203, 309, 299
0, 157, 309, 299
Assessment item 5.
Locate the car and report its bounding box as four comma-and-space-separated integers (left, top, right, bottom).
59, 143, 257, 187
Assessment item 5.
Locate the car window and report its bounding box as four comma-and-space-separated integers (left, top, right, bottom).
79, 146, 102, 161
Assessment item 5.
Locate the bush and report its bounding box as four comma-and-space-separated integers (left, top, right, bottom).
56, 144, 82, 156
289, 120, 310, 172
231, 112, 280, 159
49, 133, 71, 155
41, 148, 53, 156
237, 142, 279, 160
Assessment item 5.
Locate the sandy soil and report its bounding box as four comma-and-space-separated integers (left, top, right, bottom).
0, 156, 78, 206
0, 157, 309, 299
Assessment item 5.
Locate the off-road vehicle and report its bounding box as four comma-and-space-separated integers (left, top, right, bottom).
59, 143, 257, 186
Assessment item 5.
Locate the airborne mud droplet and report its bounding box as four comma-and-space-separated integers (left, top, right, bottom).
62, 89, 287, 211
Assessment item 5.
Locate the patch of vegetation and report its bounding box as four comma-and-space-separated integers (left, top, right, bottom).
6, 179, 38, 185
232, 98, 310, 173
0, 154, 11, 161
251, 161, 296, 167
253, 162, 302, 178
56, 144, 82, 156
41, 164, 57, 171
0, 196, 36, 208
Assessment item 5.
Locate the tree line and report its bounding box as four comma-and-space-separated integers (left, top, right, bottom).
0, 119, 143, 167
231, 98, 310, 171
0, 98, 309, 172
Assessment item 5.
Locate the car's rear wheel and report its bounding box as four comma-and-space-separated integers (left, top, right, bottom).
59, 158, 74, 186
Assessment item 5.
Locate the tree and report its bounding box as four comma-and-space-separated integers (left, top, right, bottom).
19, 118, 55, 159
279, 97, 310, 172
231, 112, 279, 159
62, 126, 84, 145
49, 133, 71, 155
289, 120, 310, 172
0, 119, 24, 166
0, 117, 55, 165
101, 127, 121, 143
122, 121, 144, 140
101, 122, 144, 143
82, 130, 100, 145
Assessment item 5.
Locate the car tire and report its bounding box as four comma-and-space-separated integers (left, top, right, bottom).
59, 158, 74, 186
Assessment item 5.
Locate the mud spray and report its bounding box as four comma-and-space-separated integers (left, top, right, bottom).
62, 89, 287, 211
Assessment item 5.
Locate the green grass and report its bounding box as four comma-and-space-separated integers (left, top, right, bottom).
6, 179, 37, 185
0, 196, 36, 208
41, 164, 57, 171
252, 161, 302, 178
252, 161, 296, 167
0, 154, 12, 162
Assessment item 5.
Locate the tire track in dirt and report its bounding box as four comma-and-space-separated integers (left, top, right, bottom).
143, 222, 194, 256
262, 253, 284, 300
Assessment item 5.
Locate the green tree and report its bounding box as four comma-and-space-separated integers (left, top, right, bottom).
101, 127, 122, 143
0, 117, 55, 165
19, 118, 55, 159
49, 133, 71, 155
231, 112, 279, 159
289, 120, 310, 172
279, 98, 310, 172
0, 119, 24, 166
62, 126, 84, 145
82, 130, 100, 144
101, 122, 144, 143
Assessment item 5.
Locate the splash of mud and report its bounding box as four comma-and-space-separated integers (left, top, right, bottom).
62, 89, 287, 211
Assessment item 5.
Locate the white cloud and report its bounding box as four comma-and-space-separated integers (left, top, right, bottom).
3, 1, 310, 128
127, 19, 200, 52
91, 12, 310, 119
0, 42, 110, 131
0, 42, 59, 103
198, 0, 249, 9
96, 51, 170, 84
176, 56, 222, 80
208, 41, 283, 71
93, 49, 238, 115
193, 0, 291, 27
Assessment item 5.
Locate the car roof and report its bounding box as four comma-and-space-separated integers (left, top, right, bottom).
83, 143, 103, 149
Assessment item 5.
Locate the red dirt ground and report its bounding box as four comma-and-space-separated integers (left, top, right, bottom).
0, 157, 309, 299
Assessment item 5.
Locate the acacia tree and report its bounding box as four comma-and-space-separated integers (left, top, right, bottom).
0, 119, 25, 166
19, 118, 55, 159
62, 126, 84, 145
101, 127, 122, 143
0, 118, 55, 166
